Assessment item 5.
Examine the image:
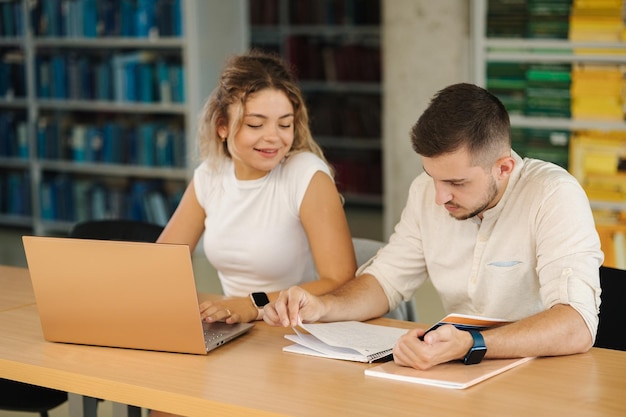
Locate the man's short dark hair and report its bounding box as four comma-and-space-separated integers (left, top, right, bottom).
410, 83, 511, 167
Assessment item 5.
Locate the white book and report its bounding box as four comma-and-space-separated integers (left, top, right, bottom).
283, 321, 408, 363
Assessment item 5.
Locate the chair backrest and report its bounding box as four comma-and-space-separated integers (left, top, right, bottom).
68, 219, 164, 243
594, 266, 626, 351
0, 378, 67, 417
352, 237, 418, 322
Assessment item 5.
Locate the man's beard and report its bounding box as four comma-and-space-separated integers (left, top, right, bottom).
449, 177, 499, 220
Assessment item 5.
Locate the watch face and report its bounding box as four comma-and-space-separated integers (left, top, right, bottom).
464, 347, 487, 365
252, 292, 270, 307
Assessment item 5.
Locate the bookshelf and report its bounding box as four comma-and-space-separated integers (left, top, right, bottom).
249, 0, 382, 206
470, 0, 626, 267
0, 0, 247, 235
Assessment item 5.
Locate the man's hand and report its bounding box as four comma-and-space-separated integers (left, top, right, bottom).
263, 286, 326, 327
392, 325, 474, 370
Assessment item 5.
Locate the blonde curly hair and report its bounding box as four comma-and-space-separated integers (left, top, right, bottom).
197, 49, 331, 174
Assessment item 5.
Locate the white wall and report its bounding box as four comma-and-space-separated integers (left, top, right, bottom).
382, 0, 471, 323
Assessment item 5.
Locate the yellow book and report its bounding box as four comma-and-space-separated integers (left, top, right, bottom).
571, 109, 623, 121
569, 133, 626, 181
573, 0, 623, 10
574, 48, 626, 56
569, 30, 623, 42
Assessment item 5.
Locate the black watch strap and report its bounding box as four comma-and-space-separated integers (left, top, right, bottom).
463, 330, 487, 365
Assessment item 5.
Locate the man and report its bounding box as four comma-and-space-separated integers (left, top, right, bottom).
263, 83, 603, 370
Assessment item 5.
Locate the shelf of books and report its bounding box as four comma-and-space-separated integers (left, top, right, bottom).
249, 0, 382, 206
471, 0, 626, 268
0, 0, 246, 235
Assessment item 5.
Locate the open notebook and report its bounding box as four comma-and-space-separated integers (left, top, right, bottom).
22, 236, 253, 355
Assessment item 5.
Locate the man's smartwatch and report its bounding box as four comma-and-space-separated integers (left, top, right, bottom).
250, 292, 270, 320
463, 330, 487, 365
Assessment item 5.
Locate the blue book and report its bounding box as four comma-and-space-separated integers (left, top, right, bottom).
37, 59, 51, 98
138, 62, 155, 102
71, 125, 87, 162
136, 0, 156, 38
40, 180, 56, 220
173, 0, 182, 36
120, 0, 136, 37
98, 0, 119, 36
50, 55, 67, 99
0, 61, 8, 97
138, 123, 156, 166
0, 112, 12, 156
1, 2, 14, 37
126, 126, 138, 164
95, 59, 113, 100
156, 58, 171, 102
101, 122, 122, 163
53, 175, 74, 221
66, 53, 80, 99
44, 0, 61, 37
62, 0, 78, 37
124, 61, 138, 101
17, 121, 28, 159
36, 117, 61, 160
89, 182, 108, 220
85, 126, 103, 162
172, 126, 185, 167
83, 0, 97, 37
111, 51, 153, 102
155, 128, 174, 167
36, 119, 48, 159
72, 179, 91, 221
128, 180, 152, 221
169, 64, 184, 103
144, 190, 169, 226
108, 187, 126, 218
13, 0, 24, 36
155, 0, 173, 37
77, 56, 93, 100
7, 173, 23, 215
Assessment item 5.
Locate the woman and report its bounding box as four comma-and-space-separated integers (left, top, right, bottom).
157, 50, 357, 324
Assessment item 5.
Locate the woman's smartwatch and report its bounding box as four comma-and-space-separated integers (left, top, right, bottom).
250, 292, 270, 320
463, 330, 487, 365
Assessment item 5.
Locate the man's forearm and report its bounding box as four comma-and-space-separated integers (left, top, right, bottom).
320, 274, 390, 322
482, 304, 593, 359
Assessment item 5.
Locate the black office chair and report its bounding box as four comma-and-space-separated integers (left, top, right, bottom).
594, 265, 626, 351
0, 378, 67, 417
68, 219, 164, 242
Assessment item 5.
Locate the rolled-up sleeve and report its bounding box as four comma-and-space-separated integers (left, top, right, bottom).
535, 178, 603, 341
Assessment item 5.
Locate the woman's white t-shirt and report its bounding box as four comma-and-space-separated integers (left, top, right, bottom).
194, 152, 331, 297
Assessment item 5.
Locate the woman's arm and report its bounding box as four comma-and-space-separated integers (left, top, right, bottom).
157, 181, 206, 253
298, 171, 358, 295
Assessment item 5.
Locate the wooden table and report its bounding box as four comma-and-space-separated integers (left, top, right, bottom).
1, 265, 625, 417
0, 265, 36, 312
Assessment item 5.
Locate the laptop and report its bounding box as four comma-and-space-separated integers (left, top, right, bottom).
22, 235, 254, 355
